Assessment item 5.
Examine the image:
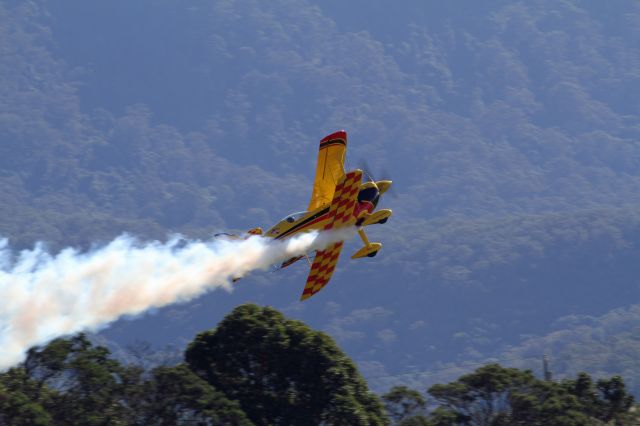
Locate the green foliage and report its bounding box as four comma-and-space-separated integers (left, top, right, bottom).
1, 305, 393, 425
398, 416, 432, 426
132, 365, 253, 425
0, 335, 125, 425
382, 385, 427, 423
185, 303, 389, 426
595, 375, 635, 423
0, 373, 52, 425
0, 334, 251, 425
562, 374, 636, 425
1, 311, 639, 426
20, 334, 130, 425
425, 364, 636, 425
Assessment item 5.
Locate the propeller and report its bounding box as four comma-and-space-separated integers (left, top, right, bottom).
358, 159, 397, 198
358, 159, 375, 182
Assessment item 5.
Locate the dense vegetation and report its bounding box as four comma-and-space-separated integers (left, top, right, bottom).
1, 305, 636, 425
384, 364, 637, 425
186, 305, 387, 425
1, 0, 640, 397
0, 304, 388, 425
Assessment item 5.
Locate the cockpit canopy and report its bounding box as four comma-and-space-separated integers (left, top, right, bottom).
283, 211, 308, 223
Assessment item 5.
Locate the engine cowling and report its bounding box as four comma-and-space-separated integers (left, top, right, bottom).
357, 181, 380, 208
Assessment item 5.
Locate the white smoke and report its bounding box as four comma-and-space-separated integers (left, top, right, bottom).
0, 228, 354, 370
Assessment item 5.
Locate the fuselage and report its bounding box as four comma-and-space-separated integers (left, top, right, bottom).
265, 205, 332, 240
265, 178, 380, 241
264, 173, 382, 269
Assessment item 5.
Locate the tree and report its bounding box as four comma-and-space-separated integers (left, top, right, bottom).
133, 365, 253, 426
0, 334, 253, 425
382, 385, 428, 425
562, 374, 635, 425
0, 372, 53, 426
596, 375, 634, 424
20, 334, 131, 425
428, 364, 536, 425
427, 364, 591, 425
397, 417, 433, 426
426, 364, 636, 425
185, 303, 389, 426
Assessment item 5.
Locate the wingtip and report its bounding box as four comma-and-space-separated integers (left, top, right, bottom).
320, 130, 347, 144
300, 288, 315, 301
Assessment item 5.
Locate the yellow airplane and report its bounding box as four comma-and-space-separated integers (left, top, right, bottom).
248, 130, 392, 301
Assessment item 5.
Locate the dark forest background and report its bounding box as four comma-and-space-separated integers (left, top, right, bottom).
1, 0, 640, 394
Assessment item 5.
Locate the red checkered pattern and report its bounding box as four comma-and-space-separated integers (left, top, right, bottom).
300, 170, 362, 301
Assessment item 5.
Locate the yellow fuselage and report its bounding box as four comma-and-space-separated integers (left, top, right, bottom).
265, 204, 333, 240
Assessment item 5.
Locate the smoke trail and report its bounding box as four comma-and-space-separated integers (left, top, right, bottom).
0, 228, 354, 370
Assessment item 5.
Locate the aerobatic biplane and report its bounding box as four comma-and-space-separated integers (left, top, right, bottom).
244, 130, 393, 300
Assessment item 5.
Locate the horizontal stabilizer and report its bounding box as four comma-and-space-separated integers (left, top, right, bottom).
247, 227, 263, 235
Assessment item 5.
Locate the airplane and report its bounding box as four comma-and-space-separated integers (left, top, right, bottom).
236, 130, 392, 300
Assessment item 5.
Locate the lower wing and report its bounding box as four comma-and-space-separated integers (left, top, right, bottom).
300, 242, 344, 301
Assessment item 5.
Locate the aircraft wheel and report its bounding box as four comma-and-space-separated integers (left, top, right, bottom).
377, 218, 388, 224
367, 251, 378, 258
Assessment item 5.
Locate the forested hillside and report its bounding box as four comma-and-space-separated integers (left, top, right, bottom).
1, 0, 640, 394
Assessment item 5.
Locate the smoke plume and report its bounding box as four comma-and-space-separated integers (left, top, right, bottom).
0, 228, 354, 370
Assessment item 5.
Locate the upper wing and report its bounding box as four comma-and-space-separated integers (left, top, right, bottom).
300, 170, 362, 301
307, 130, 348, 211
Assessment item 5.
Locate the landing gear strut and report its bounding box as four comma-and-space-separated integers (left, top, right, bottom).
351, 228, 383, 259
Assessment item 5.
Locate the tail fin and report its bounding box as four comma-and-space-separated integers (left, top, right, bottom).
247, 227, 263, 236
